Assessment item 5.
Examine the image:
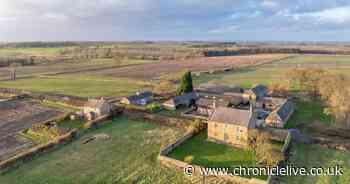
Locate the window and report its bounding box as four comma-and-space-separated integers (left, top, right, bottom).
224, 133, 229, 141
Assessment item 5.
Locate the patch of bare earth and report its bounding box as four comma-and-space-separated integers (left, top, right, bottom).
0, 99, 63, 161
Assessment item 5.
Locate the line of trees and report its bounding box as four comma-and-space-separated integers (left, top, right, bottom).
269, 68, 350, 127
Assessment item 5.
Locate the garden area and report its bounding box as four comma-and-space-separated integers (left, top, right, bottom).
168, 131, 268, 180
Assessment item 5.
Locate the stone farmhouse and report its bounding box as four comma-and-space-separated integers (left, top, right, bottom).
162, 92, 199, 110
120, 91, 153, 106
208, 106, 256, 148
83, 98, 111, 121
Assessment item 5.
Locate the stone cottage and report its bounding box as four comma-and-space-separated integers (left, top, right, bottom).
208, 106, 256, 148
83, 98, 111, 120
120, 91, 153, 106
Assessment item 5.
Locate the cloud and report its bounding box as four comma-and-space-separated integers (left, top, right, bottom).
208, 25, 240, 34
293, 6, 350, 24
261, 0, 279, 9
0, 0, 350, 42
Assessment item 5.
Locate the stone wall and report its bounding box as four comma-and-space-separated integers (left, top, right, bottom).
124, 110, 193, 129
0, 129, 79, 174
158, 131, 270, 184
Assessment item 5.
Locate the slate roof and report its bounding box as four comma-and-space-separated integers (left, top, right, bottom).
196, 98, 229, 108
275, 99, 294, 121
249, 84, 267, 97
125, 91, 153, 102
197, 84, 243, 94
163, 92, 199, 106
209, 107, 253, 128
85, 99, 108, 108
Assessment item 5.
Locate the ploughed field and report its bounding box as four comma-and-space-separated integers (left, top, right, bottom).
0, 99, 63, 161
83, 54, 289, 79
0, 58, 155, 81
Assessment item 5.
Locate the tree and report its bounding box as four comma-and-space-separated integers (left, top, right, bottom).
176, 71, 193, 95
249, 130, 284, 167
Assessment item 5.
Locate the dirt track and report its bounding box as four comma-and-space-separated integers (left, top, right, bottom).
81, 54, 290, 79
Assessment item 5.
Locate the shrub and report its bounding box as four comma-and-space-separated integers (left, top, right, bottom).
146, 103, 162, 113
184, 155, 194, 164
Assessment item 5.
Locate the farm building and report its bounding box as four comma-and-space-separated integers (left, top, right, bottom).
194, 98, 230, 117
120, 91, 153, 106
162, 92, 199, 110
243, 84, 268, 101
265, 99, 294, 128
83, 98, 111, 120
208, 106, 256, 148
196, 84, 244, 95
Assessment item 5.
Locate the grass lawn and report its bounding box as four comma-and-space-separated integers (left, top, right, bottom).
194, 55, 350, 88
0, 75, 151, 97
57, 119, 85, 130
168, 131, 266, 179
285, 100, 334, 130
281, 143, 350, 184
0, 117, 191, 184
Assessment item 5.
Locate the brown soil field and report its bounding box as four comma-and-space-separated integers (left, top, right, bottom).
85, 54, 290, 79
0, 99, 63, 161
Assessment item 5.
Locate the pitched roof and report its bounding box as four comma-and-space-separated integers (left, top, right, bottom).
196, 98, 229, 108
275, 99, 294, 121
209, 107, 253, 127
164, 92, 199, 106
249, 84, 267, 97
197, 84, 243, 94
85, 99, 108, 108
125, 91, 153, 102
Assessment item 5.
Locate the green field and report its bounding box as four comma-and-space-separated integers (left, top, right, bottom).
282, 144, 350, 184
0, 117, 190, 184
0, 75, 150, 97
285, 100, 334, 129
195, 55, 350, 88
0, 47, 67, 56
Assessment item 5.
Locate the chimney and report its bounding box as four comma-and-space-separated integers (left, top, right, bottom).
212, 96, 217, 109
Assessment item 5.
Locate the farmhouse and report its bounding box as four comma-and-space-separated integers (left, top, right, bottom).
243, 84, 268, 101
208, 106, 256, 148
162, 92, 199, 110
265, 99, 294, 128
83, 98, 111, 120
120, 91, 153, 106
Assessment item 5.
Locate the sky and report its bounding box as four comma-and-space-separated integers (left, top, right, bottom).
1, 0, 350, 42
